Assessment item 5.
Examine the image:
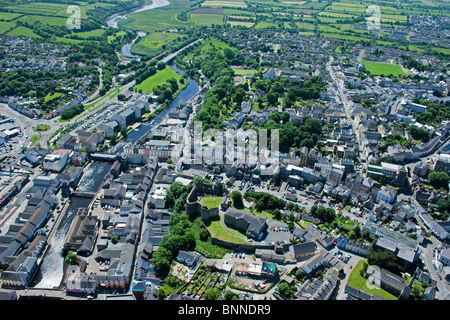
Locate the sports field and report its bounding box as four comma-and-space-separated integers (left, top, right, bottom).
361, 61, 406, 77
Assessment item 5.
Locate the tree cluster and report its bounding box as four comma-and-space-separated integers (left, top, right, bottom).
367, 249, 399, 274
244, 191, 286, 212
309, 205, 336, 223
262, 114, 323, 153
60, 104, 84, 120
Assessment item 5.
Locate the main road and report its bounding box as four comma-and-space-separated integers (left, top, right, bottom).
327, 56, 365, 162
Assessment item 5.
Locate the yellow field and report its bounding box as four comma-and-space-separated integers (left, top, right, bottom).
202, 1, 247, 8
228, 20, 255, 27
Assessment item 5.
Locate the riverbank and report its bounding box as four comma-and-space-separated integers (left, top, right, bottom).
32, 162, 113, 289
106, 0, 170, 29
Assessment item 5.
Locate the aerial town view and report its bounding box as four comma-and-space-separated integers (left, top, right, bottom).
0, 0, 449, 308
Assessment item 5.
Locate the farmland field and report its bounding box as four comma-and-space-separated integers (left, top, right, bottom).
65, 29, 106, 39
190, 13, 224, 26
0, 22, 16, 34
17, 14, 69, 26
7, 26, 42, 39
119, 7, 186, 32
0, 12, 24, 21
227, 20, 254, 27
361, 61, 406, 77
201, 1, 247, 8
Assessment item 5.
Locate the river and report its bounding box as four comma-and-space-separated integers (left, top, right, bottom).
32, 162, 112, 289
109, 64, 199, 154
106, 0, 170, 29
107, 0, 170, 58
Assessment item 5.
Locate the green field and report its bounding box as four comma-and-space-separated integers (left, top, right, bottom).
0, 1, 122, 41
7, 26, 42, 39
33, 124, 51, 132
139, 32, 179, 48
233, 67, 255, 76
0, 12, 24, 21
17, 14, 68, 26
44, 92, 64, 103
131, 31, 179, 56
204, 217, 248, 243
65, 29, 105, 39
361, 61, 406, 77
118, 0, 189, 33
347, 260, 398, 300
0, 21, 16, 34
200, 196, 222, 209
107, 30, 127, 43
190, 13, 224, 26
133, 67, 182, 94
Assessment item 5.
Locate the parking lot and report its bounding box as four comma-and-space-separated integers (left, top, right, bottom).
263, 220, 291, 244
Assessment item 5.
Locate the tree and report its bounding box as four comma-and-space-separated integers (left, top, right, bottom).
367, 249, 398, 273
157, 62, 166, 70
111, 235, 119, 244
278, 282, 294, 299
65, 251, 78, 265
428, 171, 449, 190
199, 228, 209, 241
120, 126, 127, 138
158, 287, 167, 300
153, 247, 173, 276
204, 288, 219, 300
231, 190, 244, 209
224, 290, 239, 300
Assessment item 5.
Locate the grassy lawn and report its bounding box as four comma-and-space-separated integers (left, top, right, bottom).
200, 196, 222, 209
136, 32, 179, 48
33, 124, 51, 132
30, 135, 41, 146
133, 67, 182, 94
347, 260, 398, 300
361, 61, 406, 77
204, 216, 248, 244
245, 207, 274, 220
192, 217, 233, 258
297, 220, 313, 229
233, 68, 255, 76
44, 92, 64, 103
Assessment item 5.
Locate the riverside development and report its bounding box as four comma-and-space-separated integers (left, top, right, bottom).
0, 0, 449, 307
